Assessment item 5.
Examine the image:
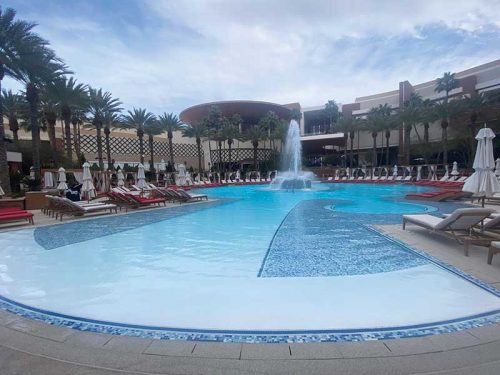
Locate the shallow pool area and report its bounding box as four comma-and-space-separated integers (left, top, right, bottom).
0, 183, 499, 342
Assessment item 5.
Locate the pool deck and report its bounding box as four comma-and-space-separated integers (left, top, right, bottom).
1, 202, 500, 373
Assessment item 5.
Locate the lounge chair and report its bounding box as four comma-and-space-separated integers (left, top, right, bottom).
56, 197, 117, 221
405, 190, 471, 201
173, 189, 208, 201
402, 208, 496, 255
0, 208, 34, 225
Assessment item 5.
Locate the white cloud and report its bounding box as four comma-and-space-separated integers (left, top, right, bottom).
4, 0, 500, 114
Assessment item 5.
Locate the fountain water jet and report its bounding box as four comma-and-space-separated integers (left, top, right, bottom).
270, 120, 314, 190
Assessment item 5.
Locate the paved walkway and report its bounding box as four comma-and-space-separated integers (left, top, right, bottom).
0, 202, 500, 373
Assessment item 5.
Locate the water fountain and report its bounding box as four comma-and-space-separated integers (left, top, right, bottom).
270, 120, 315, 190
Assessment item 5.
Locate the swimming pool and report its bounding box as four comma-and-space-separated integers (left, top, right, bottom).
0, 183, 499, 342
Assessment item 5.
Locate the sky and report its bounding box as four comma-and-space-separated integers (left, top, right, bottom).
4, 0, 500, 114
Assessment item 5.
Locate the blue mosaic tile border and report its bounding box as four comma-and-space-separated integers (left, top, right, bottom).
0, 295, 498, 343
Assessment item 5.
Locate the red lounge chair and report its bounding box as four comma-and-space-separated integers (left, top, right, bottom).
124, 194, 166, 207
0, 211, 34, 225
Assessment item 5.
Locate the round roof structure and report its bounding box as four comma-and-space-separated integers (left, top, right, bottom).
179, 100, 292, 125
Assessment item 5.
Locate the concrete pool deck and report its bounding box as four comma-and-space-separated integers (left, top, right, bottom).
0, 203, 500, 373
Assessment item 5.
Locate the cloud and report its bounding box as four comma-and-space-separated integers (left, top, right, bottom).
3, 0, 500, 114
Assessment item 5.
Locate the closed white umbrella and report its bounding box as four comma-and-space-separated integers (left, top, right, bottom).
392, 165, 398, 178
159, 159, 166, 172
57, 167, 68, 190
463, 127, 500, 197
495, 158, 500, 177
136, 163, 147, 189
117, 169, 125, 187
0, 182, 4, 197
81, 162, 96, 200
451, 161, 460, 176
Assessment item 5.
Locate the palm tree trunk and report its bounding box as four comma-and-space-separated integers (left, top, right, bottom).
9, 120, 19, 143
218, 141, 223, 172
72, 121, 80, 159
424, 123, 429, 143
442, 122, 448, 166
96, 123, 104, 171
349, 132, 354, 167
138, 130, 145, 164
343, 134, 348, 168
104, 128, 111, 170
0, 67, 11, 195
168, 132, 175, 166
404, 124, 411, 165
228, 141, 233, 171
27, 83, 41, 181
372, 134, 377, 167
386, 134, 390, 166
196, 138, 202, 172
149, 134, 155, 173
253, 142, 258, 170
47, 120, 59, 165
64, 117, 72, 161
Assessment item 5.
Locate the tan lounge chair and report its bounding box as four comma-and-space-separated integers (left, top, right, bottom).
403, 208, 496, 255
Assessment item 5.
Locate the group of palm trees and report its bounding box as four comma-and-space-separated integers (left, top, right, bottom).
0, 7, 186, 195
330, 72, 498, 169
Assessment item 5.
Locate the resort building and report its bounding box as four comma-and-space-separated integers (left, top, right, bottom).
4, 59, 500, 173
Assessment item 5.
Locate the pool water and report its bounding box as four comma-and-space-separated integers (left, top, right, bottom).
0, 183, 499, 342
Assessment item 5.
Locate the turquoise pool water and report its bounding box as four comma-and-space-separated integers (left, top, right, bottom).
0, 182, 499, 341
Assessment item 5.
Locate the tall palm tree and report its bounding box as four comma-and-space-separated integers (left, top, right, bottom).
244, 126, 267, 170
433, 100, 463, 165
0, 6, 53, 191
86, 88, 122, 171
335, 115, 356, 167
182, 122, 207, 172
364, 107, 387, 167
102, 111, 121, 170
40, 92, 59, 164
121, 108, 156, 165
463, 93, 489, 164
323, 100, 339, 131
16, 45, 70, 179
435, 72, 460, 102
144, 120, 165, 172
398, 93, 423, 164
157, 113, 183, 166
71, 109, 86, 161
418, 99, 435, 144
2, 89, 22, 144
45, 77, 88, 161
221, 122, 240, 171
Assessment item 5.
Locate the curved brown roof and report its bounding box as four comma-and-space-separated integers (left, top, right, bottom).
179, 100, 291, 125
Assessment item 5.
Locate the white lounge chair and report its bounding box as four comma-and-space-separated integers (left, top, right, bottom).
403, 208, 496, 255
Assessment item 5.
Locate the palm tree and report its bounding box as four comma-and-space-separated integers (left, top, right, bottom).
71, 109, 86, 161
102, 111, 121, 170
244, 126, 267, 170
272, 120, 289, 154
182, 122, 207, 172
398, 93, 423, 164
2, 89, 22, 144
290, 108, 302, 122
144, 120, 165, 172
0, 6, 55, 191
433, 100, 463, 165
121, 108, 156, 165
86, 88, 122, 171
435, 72, 460, 102
418, 99, 435, 144
324, 100, 339, 131
463, 93, 489, 165
45, 77, 88, 161
40, 92, 59, 164
221, 122, 240, 171
157, 113, 183, 166
364, 107, 388, 167
335, 115, 356, 167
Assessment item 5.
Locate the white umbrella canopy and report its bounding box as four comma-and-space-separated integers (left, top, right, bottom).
451, 161, 459, 176
463, 127, 500, 197
117, 169, 125, 187
495, 158, 500, 177
57, 167, 68, 190
81, 162, 96, 200
136, 163, 147, 189
159, 159, 166, 172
